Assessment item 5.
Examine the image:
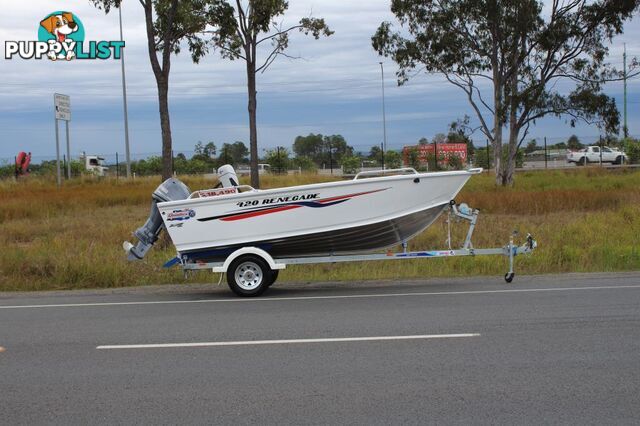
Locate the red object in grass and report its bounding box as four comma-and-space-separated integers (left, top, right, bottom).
15, 151, 31, 175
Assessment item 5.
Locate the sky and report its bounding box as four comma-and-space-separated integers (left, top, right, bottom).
1, 0, 640, 164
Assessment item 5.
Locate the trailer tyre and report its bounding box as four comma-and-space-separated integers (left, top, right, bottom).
227, 255, 270, 297
266, 269, 279, 287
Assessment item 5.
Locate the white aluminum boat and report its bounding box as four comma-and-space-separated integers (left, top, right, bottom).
124, 166, 482, 263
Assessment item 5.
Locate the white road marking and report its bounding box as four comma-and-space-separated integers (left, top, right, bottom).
96, 333, 480, 350
1, 284, 640, 310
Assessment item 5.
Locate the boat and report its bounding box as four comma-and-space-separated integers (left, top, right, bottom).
124, 166, 482, 263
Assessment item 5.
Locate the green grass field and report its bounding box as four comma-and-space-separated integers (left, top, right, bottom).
1, 168, 638, 291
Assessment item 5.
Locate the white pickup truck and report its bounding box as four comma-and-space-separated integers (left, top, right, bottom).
566, 146, 627, 165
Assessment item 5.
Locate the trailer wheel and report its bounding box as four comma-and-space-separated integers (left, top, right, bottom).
504, 272, 515, 283
227, 255, 270, 297
266, 269, 279, 287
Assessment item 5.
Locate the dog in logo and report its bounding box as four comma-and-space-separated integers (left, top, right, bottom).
40, 13, 78, 61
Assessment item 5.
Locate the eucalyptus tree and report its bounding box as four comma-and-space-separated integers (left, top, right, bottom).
91, 0, 211, 179
373, 0, 638, 185
202, 1, 333, 187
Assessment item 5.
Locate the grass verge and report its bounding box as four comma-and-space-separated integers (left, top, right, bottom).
1, 168, 638, 291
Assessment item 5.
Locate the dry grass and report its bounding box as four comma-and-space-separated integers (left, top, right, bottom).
1, 168, 638, 291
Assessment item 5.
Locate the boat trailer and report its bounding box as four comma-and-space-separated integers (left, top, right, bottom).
166, 201, 537, 296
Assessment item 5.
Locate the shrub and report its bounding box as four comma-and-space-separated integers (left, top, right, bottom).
448, 154, 464, 170
265, 148, 290, 174
292, 156, 317, 172
384, 150, 402, 169
624, 139, 640, 164
341, 156, 361, 174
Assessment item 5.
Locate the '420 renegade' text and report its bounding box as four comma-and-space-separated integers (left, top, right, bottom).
236, 193, 320, 208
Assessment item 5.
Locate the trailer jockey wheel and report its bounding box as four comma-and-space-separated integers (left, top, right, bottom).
227, 255, 270, 297
504, 272, 515, 283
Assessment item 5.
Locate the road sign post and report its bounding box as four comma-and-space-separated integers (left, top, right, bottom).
54, 117, 61, 187
54, 94, 71, 183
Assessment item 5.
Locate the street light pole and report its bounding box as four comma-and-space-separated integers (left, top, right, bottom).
119, 3, 132, 178
379, 62, 388, 169
623, 43, 628, 138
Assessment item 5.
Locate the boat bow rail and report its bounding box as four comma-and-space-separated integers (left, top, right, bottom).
354, 168, 418, 180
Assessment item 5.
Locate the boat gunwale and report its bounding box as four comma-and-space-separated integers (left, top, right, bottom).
158, 168, 482, 209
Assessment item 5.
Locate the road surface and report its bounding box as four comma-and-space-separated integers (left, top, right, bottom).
2, 272, 639, 425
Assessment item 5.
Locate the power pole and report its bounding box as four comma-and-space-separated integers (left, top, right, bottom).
623, 43, 628, 139
119, 4, 132, 178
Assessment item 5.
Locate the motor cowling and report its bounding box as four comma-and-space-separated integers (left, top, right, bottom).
124, 178, 191, 260
217, 164, 239, 188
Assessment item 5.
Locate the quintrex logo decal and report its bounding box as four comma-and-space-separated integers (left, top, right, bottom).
4, 11, 125, 61
167, 209, 196, 222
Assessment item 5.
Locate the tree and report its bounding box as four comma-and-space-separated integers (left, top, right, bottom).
293, 133, 325, 163
91, 0, 210, 180
567, 135, 583, 151
384, 150, 402, 169
432, 133, 447, 145
369, 145, 382, 163
265, 147, 289, 174
373, 0, 637, 185
418, 137, 429, 145
406, 146, 421, 170
194, 141, 217, 158
324, 134, 354, 165
447, 115, 475, 158
203, 1, 333, 188
341, 156, 360, 174
524, 139, 538, 154
219, 141, 249, 165
292, 133, 353, 166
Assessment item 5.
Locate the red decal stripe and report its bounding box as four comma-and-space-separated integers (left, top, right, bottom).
318, 188, 386, 204
220, 204, 302, 221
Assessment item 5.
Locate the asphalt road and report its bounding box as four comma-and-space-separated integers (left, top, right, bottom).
2, 272, 640, 425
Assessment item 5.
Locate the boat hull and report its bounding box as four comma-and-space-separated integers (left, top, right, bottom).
181, 204, 446, 262
158, 170, 478, 260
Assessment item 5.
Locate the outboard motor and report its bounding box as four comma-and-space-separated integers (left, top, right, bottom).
123, 178, 191, 260
217, 164, 239, 188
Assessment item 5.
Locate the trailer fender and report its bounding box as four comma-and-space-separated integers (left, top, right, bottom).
212, 247, 286, 273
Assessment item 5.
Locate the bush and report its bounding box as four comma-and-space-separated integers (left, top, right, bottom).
0, 164, 15, 179
447, 154, 464, 170
384, 151, 402, 169
341, 156, 361, 174
292, 156, 317, 172
471, 145, 523, 169
624, 139, 640, 164
406, 147, 421, 170
265, 148, 290, 174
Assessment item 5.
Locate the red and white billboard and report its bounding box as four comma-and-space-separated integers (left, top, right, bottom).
402, 143, 467, 166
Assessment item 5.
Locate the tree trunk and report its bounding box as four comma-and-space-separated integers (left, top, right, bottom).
492, 87, 503, 186
157, 76, 173, 180
246, 61, 260, 188
504, 126, 519, 186
502, 49, 522, 187
141, 0, 173, 181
